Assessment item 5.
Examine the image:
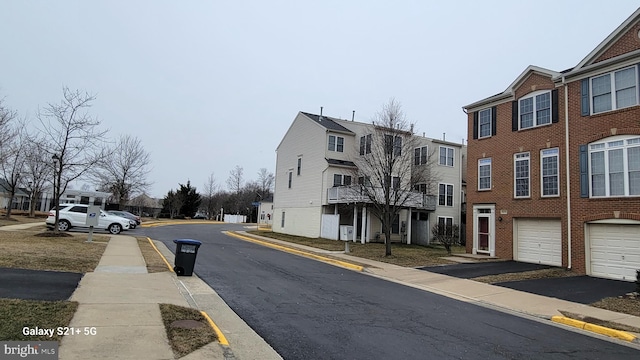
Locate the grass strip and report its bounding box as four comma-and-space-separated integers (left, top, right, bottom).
159, 303, 217, 358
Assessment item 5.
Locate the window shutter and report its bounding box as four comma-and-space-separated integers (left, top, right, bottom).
511, 101, 518, 131
581, 78, 590, 116
579, 145, 588, 198
491, 106, 497, 136
472, 111, 478, 139
551, 89, 559, 123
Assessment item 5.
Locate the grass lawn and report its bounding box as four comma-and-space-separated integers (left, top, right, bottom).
0, 299, 78, 341
160, 304, 218, 358
246, 230, 465, 267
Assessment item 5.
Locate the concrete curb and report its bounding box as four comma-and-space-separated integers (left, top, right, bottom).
225, 231, 364, 272
551, 316, 638, 342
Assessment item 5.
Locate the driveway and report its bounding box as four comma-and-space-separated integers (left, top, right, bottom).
420, 261, 635, 304
0, 267, 82, 301
496, 276, 636, 304
420, 260, 551, 278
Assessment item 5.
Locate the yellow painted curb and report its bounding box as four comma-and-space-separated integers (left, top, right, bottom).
146, 237, 174, 272
224, 231, 364, 272
551, 316, 637, 342
201, 310, 230, 346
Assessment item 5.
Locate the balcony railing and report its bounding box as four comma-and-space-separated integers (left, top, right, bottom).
327, 185, 436, 211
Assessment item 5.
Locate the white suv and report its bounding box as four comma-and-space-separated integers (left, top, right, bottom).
46, 204, 131, 234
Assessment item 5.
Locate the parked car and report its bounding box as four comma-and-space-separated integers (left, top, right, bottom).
46, 204, 130, 234
192, 213, 207, 219
107, 210, 141, 228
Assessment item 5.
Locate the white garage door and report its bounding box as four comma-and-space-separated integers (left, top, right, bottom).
516, 219, 562, 266
589, 224, 640, 281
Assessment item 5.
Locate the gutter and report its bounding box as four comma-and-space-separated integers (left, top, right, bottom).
562, 76, 572, 270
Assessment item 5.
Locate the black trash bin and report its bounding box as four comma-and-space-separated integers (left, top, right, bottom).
173, 239, 202, 276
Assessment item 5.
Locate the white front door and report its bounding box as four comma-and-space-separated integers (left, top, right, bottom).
473, 205, 495, 256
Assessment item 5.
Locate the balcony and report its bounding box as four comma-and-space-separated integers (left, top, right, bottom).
327, 185, 436, 211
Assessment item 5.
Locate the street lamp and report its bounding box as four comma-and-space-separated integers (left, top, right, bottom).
52, 154, 59, 231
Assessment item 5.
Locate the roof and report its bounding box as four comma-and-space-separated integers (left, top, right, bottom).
301, 112, 355, 134
0, 179, 28, 197
326, 158, 357, 168
463, 65, 560, 111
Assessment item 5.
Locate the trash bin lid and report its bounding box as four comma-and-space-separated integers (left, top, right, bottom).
173, 239, 202, 246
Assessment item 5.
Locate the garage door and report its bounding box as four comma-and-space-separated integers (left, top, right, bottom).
589, 224, 640, 281
516, 219, 562, 266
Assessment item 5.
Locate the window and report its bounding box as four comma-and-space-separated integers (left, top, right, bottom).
328, 135, 344, 152
392, 176, 400, 190
478, 158, 492, 190
333, 174, 351, 187
414, 146, 428, 165
359, 134, 372, 155
514, 152, 530, 198
437, 216, 454, 236
541, 148, 559, 196
589, 136, 640, 197
439, 146, 454, 166
591, 66, 638, 114
297, 158, 301, 175
288, 171, 292, 188
69, 206, 88, 213
80, 196, 90, 204
391, 214, 400, 234
93, 197, 103, 206
414, 183, 428, 194
479, 108, 492, 138
281, 212, 285, 228
358, 176, 371, 187
438, 183, 454, 206
384, 135, 402, 156
519, 91, 551, 129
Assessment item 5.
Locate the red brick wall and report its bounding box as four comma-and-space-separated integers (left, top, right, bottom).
566, 76, 640, 273
594, 23, 640, 63
466, 73, 568, 263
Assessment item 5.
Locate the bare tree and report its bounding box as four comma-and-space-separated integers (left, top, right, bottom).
22, 135, 53, 217
201, 172, 220, 219
0, 98, 17, 165
351, 99, 438, 256
36, 87, 110, 233
0, 123, 26, 218
226, 165, 244, 213
256, 168, 274, 200
92, 135, 152, 209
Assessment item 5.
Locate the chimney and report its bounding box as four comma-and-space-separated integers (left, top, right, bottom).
352, 110, 355, 121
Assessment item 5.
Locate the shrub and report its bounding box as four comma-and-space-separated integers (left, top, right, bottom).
431, 224, 459, 255
636, 269, 640, 294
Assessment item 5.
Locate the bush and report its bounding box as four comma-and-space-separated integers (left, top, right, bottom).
431, 224, 459, 255
636, 269, 640, 294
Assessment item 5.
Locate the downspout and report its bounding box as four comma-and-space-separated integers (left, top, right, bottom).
562, 76, 572, 270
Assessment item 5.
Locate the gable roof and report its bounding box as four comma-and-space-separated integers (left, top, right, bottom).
300, 112, 355, 134
575, 7, 640, 70
0, 179, 28, 197
463, 65, 560, 111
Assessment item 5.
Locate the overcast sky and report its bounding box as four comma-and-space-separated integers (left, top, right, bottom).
2, 1, 638, 198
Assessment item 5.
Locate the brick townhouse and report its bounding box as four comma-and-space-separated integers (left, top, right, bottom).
463, 8, 640, 281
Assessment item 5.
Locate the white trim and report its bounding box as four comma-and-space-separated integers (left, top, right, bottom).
438, 146, 455, 167
514, 152, 530, 198
589, 65, 639, 115
540, 148, 560, 197
478, 158, 492, 191
478, 108, 492, 139
518, 90, 552, 130
438, 183, 454, 207
588, 218, 640, 225
588, 135, 640, 197
472, 204, 495, 256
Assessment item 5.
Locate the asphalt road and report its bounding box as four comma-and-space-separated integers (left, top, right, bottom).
0, 267, 82, 301
145, 224, 640, 360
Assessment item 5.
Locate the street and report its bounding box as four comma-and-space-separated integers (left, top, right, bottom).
145, 224, 640, 360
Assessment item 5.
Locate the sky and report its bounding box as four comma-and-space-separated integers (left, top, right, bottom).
2, 1, 639, 198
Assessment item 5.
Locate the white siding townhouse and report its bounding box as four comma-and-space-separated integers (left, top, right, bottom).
273, 111, 466, 245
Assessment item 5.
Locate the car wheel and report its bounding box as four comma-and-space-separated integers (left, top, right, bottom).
130, 224, 136, 229
58, 220, 71, 231
108, 223, 122, 235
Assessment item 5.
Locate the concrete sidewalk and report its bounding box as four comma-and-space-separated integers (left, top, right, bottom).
56, 234, 280, 360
